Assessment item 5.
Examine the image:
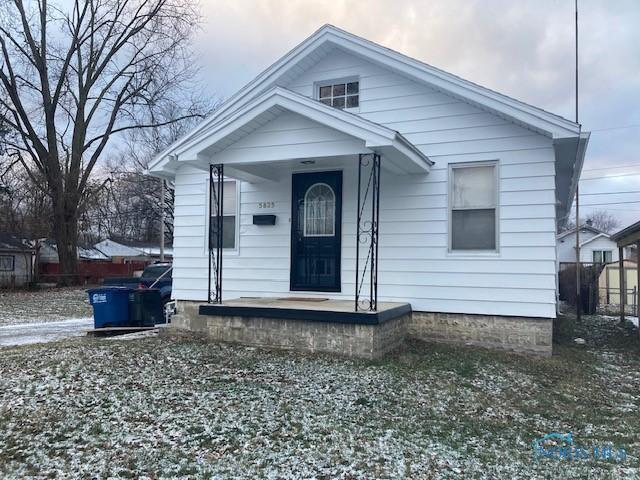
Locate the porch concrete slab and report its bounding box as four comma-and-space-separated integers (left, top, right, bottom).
172, 299, 410, 359
198, 298, 411, 325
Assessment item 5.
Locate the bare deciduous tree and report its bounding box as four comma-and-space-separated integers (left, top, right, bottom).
562, 209, 622, 234
0, 165, 51, 239
82, 101, 213, 246
0, 0, 201, 284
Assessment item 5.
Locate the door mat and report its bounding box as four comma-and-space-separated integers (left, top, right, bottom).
277, 297, 329, 302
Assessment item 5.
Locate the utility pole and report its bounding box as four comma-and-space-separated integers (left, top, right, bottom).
160, 178, 165, 262
574, 0, 582, 322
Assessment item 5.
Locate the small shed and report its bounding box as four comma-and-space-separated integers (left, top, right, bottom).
610, 221, 640, 321
598, 259, 638, 306
0, 234, 35, 287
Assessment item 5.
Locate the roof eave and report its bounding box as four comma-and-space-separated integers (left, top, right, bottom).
150, 24, 583, 173
150, 87, 432, 176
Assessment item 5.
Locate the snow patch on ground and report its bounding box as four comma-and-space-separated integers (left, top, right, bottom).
0, 334, 638, 479
0, 317, 93, 347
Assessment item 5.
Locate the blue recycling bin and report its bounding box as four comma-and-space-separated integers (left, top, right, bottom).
88, 287, 132, 328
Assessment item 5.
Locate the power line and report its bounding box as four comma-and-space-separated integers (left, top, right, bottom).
579, 190, 640, 196
580, 200, 640, 207
579, 205, 640, 212
581, 172, 640, 181
590, 124, 640, 133
583, 163, 640, 172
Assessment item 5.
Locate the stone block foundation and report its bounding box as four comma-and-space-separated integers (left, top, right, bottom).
170, 301, 553, 358
408, 311, 553, 356
171, 301, 408, 359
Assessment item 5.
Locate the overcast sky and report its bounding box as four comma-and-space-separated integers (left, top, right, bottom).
195, 0, 640, 228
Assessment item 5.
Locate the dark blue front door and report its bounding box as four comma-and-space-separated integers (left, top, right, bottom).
290, 171, 342, 292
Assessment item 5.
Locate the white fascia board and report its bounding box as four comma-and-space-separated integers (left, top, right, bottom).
150, 24, 581, 171
564, 131, 591, 216
176, 87, 423, 164
579, 233, 614, 249
322, 29, 580, 138
148, 30, 333, 171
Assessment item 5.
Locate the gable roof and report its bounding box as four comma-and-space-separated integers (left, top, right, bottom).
158, 87, 431, 175
0, 234, 34, 252
557, 224, 606, 241
94, 238, 173, 258
149, 25, 588, 225
611, 220, 640, 247
579, 233, 614, 249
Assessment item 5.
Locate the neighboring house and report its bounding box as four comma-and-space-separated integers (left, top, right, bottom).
37, 239, 114, 284
37, 238, 170, 284
0, 234, 35, 287
556, 223, 630, 265
93, 238, 173, 263
148, 25, 590, 357
38, 239, 111, 264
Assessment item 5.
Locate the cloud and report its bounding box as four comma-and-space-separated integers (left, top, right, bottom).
195, 0, 640, 227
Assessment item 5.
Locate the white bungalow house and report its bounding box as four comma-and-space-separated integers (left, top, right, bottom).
557, 223, 631, 265
149, 25, 589, 357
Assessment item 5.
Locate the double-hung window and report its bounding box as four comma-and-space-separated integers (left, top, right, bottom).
449, 162, 498, 252
593, 250, 612, 264
209, 180, 237, 250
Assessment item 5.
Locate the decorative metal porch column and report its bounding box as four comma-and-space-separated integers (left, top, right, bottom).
208, 164, 224, 303
355, 153, 381, 311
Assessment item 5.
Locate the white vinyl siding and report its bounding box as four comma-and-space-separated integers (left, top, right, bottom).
171, 48, 558, 318
556, 232, 621, 264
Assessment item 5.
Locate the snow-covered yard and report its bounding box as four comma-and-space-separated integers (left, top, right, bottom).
0, 315, 639, 479
0, 287, 92, 326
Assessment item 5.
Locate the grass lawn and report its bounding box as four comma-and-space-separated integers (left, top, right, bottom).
0, 316, 639, 479
0, 288, 92, 326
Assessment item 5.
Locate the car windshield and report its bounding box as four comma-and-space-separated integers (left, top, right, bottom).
141, 265, 172, 281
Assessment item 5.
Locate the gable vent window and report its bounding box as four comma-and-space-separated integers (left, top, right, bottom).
318, 81, 359, 109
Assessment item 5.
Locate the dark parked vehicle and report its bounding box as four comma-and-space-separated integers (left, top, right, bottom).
103, 262, 173, 304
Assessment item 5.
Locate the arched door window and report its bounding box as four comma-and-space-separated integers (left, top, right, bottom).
303, 182, 335, 237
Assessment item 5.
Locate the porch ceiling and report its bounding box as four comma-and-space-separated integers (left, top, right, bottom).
150, 87, 432, 181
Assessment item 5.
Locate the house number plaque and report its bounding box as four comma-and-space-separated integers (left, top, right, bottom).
258, 201, 275, 209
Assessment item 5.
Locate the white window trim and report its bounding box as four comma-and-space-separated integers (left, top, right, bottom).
447, 160, 500, 255
203, 177, 240, 256
314, 76, 360, 112
303, 182, 336, 237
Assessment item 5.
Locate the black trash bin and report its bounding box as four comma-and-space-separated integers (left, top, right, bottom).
128, 288, 164, 326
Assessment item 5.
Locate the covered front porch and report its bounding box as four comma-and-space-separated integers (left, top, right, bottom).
158, 87, 432, 356
170, 87, 431, 314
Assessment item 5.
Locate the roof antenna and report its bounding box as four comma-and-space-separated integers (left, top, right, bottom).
574, 0, 582, 322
